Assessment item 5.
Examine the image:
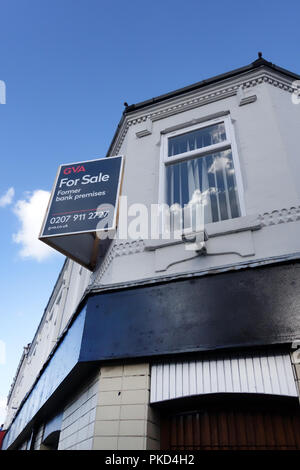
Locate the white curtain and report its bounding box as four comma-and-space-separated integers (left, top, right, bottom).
166, 150, 240, 225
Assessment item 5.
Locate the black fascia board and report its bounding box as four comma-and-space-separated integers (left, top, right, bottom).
123, 58, 300, 114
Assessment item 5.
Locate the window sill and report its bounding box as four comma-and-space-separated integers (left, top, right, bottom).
144, 215, 262, 272
144, 215, 262, 251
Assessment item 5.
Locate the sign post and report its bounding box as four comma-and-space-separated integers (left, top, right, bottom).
39, 156, 124, 270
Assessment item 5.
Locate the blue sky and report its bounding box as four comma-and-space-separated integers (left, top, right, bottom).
0, 0, 300, 423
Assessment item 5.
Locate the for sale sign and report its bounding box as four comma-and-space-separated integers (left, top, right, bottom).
39, 156, 124, 269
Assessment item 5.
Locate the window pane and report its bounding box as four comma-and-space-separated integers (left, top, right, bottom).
168, 123, 226, 157
166, 149, 240, 224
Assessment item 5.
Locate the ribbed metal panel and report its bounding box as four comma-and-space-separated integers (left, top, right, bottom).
150, 353, 297, 403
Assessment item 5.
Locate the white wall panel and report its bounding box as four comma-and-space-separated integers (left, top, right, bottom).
150, 352, 297, 403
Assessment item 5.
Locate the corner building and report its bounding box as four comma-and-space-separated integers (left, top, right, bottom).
3, 55, 300, 450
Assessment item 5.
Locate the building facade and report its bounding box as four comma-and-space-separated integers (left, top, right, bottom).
2, 55, 300, 450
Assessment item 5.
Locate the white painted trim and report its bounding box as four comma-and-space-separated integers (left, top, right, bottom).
163, 116, 229, 164
164, 141, 231, 165
226, 117, 246, 216
158, 115, 246, 220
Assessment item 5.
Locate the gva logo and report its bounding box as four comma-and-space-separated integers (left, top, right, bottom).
0, 80, 6, 104
63, 165, 86, 175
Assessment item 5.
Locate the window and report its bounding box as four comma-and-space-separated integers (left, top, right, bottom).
160, 117, 244, 226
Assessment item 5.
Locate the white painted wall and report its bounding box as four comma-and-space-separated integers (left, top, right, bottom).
90, 66, 300, 286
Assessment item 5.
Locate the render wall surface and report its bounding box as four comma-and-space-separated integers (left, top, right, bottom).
89, 67, 300, 288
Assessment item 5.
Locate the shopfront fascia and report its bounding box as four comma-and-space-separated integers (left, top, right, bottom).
3, 259, 300, 449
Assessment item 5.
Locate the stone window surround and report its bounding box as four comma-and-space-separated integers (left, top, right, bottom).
158, 114, 246, 233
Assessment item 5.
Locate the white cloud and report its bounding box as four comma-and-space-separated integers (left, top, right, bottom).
0, 187, 15, 207
208, 155, 231, 174
13, 190, 56, 261
0, 397, 7, 426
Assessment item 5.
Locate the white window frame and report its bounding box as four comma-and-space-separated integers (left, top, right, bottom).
158, 115, 246, 220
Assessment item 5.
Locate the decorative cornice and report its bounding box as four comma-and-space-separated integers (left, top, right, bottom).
149, 89, 237, 122
241, 73, 295, 91
91, 206, 300, 284
257, 206, 300, 226
91, 239, 145, 284
109, 70, 298, 156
